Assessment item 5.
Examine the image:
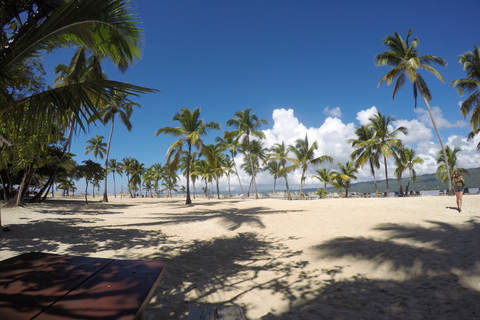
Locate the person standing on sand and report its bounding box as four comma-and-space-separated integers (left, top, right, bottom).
452, 170, 465, 212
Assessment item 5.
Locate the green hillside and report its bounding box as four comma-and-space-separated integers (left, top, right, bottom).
329, 167, 480, 194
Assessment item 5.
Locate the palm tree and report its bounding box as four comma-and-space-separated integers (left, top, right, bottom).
227, 108, 268, 199
265, 142, 296, 200
264, 160, 281, 193
215, 132, 244, 194
394, 147, 424, 195
289, 135, 333, 199
205, 143, 227, 199
368, 112, 407, 197
333, 162, 358, 198
348, 125, 381, 196
313, 168, 334, 191
0, 0, 157, 134
193, 159, 214, 198
375, 29, 450, 193
96, 91, 140, 202
155, 107, 220, 204
85, 135, 107, 162
451, 45, 480, 150
149, 162, 164, 196
129, 158, 145, 197
436, 146, 469, 183
107, 159, 123, 198
121, 157, 135, 197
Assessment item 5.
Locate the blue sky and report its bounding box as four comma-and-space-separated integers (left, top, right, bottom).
43, 0, 480, 193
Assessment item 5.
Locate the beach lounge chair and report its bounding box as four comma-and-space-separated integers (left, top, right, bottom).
439, 189, 445, 196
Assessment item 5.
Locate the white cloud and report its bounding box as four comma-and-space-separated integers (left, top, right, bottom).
222, 107, 480, 193
415, 106, 467, 129
323, 106, 342, 118
356, 106, 378, 126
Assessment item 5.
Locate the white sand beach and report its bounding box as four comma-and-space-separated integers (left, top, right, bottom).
1, 194, 480, 319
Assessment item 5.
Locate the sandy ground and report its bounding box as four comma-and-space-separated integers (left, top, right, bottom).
1, 194, 480, 319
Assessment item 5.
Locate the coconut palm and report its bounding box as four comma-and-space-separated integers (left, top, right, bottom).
435, 146, 469, 183
215, 132, 244, 194
333, 162, 358, 198
312, 168, 334, 191
227, 108, 268, 199
265, 142, 296, 200
368, 112, 407, 197
204, 143, 227, 199
85, 135, 107, 162
394, 147, 424, 195
96, 90, 140, 202
289, 135, 333, 199
155, 107, 220, 204
375, 29, 450, 192
121, 157, 135, 197
264, 160, 281, 193
452, 45, 480, 149
0, 0, 156, 133
107, 158, 123, 198
348, 125, 381, 196
129, 158, 144, 197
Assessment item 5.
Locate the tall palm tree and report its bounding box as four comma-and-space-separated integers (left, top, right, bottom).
227, 108, 268, 199
193, 159, 214, 198
0, 0, 157, 133
107, 158, 123, 198
452, 45, 480, 150
375, 29, 450, 192
368, 112, 407, 197
289, 135, 333, 199
85, 135, 107, 162
349, 125, 381, 196
394, 147, 424, 195
215, 132, 244, 194
436, 146, 469, 183
265, 142, 296, 200
155, 107, 220, 204
333, 162, 358, 198
205, 143, 227, 199
96, 91, 140, 202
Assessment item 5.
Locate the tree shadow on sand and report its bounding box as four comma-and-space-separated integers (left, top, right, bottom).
144, 232, 316, 319
260, 218, 480, 319
0, 218, 176, 258
117, 206, 303, 231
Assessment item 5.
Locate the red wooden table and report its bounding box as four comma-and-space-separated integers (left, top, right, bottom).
0, 252, 166, 320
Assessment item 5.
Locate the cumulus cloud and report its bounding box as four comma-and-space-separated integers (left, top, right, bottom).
323, 106, 342, 118
226, 107, 480, 193
415, 106, 467, 128
356, 106, 378, 126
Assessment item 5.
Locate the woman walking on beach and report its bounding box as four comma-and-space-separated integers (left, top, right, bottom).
452, 171, 465, 212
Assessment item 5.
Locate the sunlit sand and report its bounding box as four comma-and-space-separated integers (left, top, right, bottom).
1, 195, 479, 319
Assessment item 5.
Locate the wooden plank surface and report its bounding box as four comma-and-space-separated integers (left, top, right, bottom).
0, 252, 165, 320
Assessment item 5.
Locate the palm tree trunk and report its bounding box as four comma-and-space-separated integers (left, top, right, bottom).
285, 174, 292, 200
103, 115, 115, 202
422, 97, 453, 195
369, 159, 379, 196
299, 170, 305, 200
231, 154, 244, 195
248, 151, 259, 199
383, 156, 390, 197
186, 144, 192, 204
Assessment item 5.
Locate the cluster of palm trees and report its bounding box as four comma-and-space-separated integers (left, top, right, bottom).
1, 3, 479, 208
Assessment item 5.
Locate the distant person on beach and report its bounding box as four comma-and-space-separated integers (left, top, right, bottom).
452, 170, 465, 212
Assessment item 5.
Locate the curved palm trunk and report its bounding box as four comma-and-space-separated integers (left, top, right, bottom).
383, 156, 390, 197
422, 97, 452, 194
103, 115, 115, 202
186, 144, 192, 204
231, 154, 244, 195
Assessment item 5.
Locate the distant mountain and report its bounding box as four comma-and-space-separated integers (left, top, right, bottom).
307, 167, 480, 194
